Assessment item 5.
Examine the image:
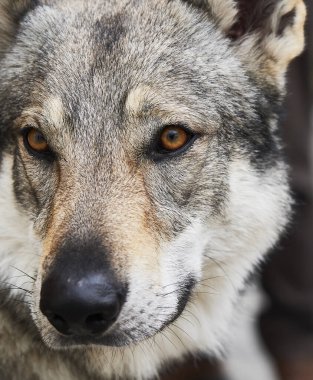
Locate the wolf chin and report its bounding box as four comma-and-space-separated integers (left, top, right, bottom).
0, 0, 306, 379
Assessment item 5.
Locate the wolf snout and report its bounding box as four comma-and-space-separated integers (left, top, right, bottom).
40, 270, 126, 337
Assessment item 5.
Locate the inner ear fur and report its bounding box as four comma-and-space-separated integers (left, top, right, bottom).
0, 0, 38, 58
184, 0, 307, 88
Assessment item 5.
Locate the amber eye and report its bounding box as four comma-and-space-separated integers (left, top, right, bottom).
23, 127, 50, 154
159, 126, 190, 152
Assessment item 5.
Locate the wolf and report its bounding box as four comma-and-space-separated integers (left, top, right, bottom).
0, 0, 306, 379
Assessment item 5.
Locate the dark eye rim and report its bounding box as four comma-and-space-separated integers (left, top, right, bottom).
20, 126, 55, 161
151, 124, 199, 161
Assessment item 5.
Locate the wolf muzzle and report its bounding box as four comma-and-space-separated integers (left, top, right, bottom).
39, 241, 127, 337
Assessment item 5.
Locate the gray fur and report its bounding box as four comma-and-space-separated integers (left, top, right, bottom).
0, 0, 306, 379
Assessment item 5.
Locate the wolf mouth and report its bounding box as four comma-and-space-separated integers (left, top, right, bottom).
161, 277, 196, 329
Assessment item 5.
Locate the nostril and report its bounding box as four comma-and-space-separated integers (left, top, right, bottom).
86, 313, 106, 327
85, 312, 114, 334
47, 313, 71, 336
86, 313, 106, 324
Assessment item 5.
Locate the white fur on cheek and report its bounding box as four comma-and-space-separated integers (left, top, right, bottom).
0, 154, 39, 296
170, 158, 291, 356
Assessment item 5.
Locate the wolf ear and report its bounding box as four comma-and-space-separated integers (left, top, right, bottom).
0, 0, 38, 58
184, 0, 306, 88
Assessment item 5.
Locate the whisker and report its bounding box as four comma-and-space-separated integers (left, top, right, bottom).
0, 282, 33, 294
172, 322, 196, 343
148, 324, 178, 350
166, 325, 188, 351
182, 307, 201, 326
203, 255, 235, 291
9, 266, 36, 281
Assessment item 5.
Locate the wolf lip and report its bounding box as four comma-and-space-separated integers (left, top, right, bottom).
54, 331, 131, 348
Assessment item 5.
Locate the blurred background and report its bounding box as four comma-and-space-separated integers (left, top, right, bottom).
160, 1, 313, 379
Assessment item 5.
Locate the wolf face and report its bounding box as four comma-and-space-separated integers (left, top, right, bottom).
0, 0, 306, 379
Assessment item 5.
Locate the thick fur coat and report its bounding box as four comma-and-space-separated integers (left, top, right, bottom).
0, 0, 306, 379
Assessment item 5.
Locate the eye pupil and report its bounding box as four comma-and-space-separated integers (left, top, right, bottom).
34, 132, 45, 143
25, 128, 49, 153
160, 126, 189, 152
166, 130, 179, 142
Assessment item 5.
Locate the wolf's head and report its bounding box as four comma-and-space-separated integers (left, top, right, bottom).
0, 0, 306, 378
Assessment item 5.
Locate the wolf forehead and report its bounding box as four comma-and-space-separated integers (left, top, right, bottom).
1, 0, 251, 120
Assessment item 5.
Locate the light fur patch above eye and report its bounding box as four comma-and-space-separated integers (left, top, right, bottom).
125, 86, 151, 115
42, 96, 65, 129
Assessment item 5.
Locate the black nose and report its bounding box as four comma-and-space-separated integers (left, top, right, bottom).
40, 272, 126, 336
